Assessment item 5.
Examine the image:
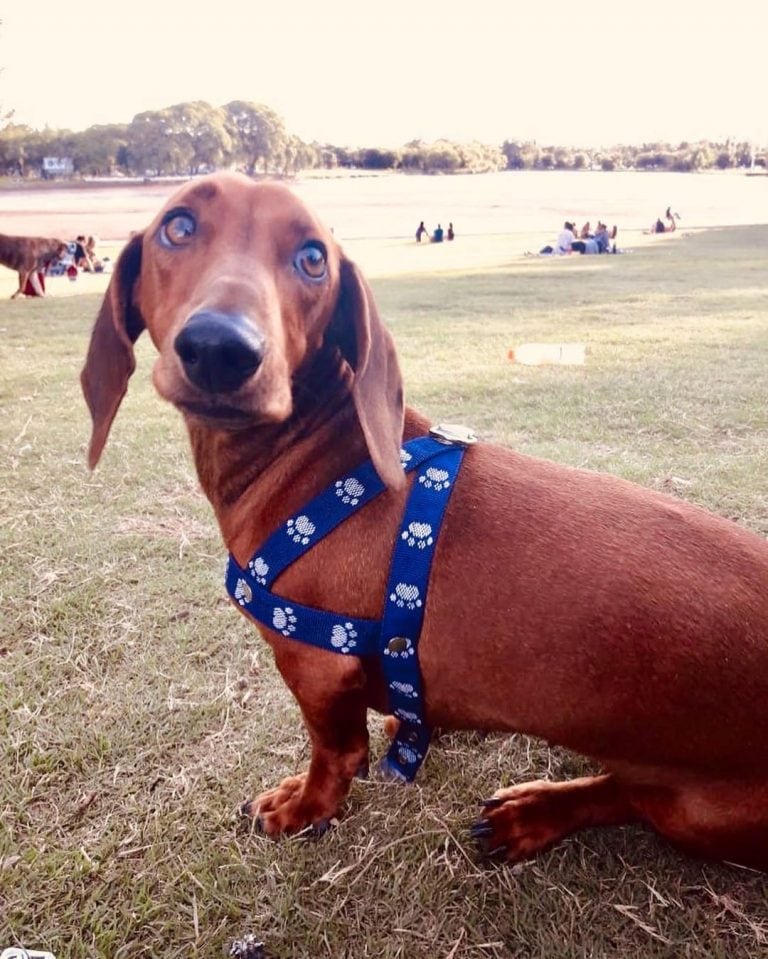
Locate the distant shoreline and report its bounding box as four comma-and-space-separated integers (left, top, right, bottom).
0, 165, 759, 195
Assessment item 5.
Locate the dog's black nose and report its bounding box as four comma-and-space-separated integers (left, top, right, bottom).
174, 312, 264, 394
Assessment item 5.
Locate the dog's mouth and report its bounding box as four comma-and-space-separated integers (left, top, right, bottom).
176, 399, 254, 427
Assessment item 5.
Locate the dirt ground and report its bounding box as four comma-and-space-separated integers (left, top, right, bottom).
0, 181, 183, 242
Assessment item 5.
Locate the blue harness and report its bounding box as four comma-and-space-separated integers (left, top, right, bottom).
225, 425, 476, 781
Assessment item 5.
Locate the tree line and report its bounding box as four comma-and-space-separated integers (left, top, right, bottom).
0, 98, 763, 178
501, 140, 762, 173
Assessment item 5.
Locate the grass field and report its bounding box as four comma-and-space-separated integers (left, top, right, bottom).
2, 228, 768, 958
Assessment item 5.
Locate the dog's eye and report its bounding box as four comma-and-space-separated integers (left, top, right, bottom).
294, 242, 327, 281
159, 211, 197, 248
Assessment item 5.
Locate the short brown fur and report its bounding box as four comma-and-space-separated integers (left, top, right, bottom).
81, 172, 768, 871
0, 232, 68, 298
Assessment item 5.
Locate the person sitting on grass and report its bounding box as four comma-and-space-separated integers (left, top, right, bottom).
85, 235, 102, 269
539, 221, 575, 255
651, 209, 677, 234
593, 222, 615, 253
73, 235, 94, 271
569, 222, 619, 255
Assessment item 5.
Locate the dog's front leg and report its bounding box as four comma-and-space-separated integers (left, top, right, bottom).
242, 638, 370, 836
11, 270, 26, 299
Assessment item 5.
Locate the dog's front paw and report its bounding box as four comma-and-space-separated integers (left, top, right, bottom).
241, 773, 339, 837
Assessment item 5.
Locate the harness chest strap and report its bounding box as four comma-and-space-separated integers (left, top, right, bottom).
226, 427, 475, 781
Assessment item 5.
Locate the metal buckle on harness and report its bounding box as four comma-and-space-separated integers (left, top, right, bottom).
429, 423, 478, 447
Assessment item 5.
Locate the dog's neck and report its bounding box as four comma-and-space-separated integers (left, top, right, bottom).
184, 348, 427, 560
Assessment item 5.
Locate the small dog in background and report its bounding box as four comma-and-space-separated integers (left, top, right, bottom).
0, 232, 68, 298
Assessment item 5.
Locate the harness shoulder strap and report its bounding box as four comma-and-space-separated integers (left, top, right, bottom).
379, 441, 465, 780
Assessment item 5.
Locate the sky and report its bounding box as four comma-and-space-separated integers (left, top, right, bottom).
1, 0, 766, 149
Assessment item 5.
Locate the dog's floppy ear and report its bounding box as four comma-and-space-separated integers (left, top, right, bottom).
80, 234, 144, 469
329, 256, 405, 490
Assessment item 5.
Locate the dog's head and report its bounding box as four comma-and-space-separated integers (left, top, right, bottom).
81, 172, 404, 488
40, 239, 69, 267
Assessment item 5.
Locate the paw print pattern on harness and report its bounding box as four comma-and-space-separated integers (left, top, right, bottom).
272, 606, 297, 635
335, 477, 365, 505
384, 636, 415, 659
401, 521, 434, 549
419, 466, 451, 491
234, 578, 253, 606
330, 622, 358, 653
397, 743, 423, 766
286, 515, 316, 545
390, 582, 422, 610
248, 556, 269, 584
395, 708, 421, 724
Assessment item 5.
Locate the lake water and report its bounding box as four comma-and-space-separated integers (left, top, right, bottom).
2, 170, 767, 242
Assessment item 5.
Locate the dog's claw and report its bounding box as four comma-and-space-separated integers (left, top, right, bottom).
486, 844, 508, 859
470, 821, 493, 839
479, 797, 504, 809
312, 818, 334, 838
237, 804, 265, 835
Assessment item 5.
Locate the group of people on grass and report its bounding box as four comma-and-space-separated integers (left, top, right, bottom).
416, 220, 455, 243
537, 205, 681, 259
539, 220, 617, 256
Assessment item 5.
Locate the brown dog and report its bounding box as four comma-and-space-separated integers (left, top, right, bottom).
0, 232, 68, 298
81, 172, 768, 870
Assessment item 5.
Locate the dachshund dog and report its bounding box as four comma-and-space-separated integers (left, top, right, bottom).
0, 232, 68, 298
81, 172, 768, 870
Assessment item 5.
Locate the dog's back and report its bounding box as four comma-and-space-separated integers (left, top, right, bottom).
0, 233, 65, 272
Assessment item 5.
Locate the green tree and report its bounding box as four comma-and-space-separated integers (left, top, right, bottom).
456, 141, 505, 173
400, 140, 426, 171
126, 102, 232, 175
224, 100, 287, 175
279, 134, 318, 175
315, 143, 338, 169
715, 151, 732, 170
356, 147, 400, 170
501, 140, 526, 169
164, 101, 232, 173
69, 124, 129, 176
127, 109, 186, 175
422, 141, 461, 173
0, 123, 32, 174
